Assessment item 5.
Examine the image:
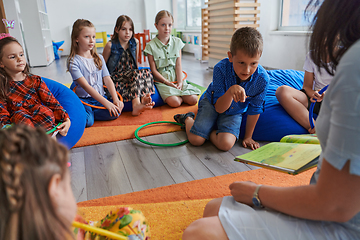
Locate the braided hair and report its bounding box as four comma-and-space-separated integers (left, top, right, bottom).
0, 125, 72, 240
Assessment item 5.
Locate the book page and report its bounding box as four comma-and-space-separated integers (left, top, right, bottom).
280, 134, 319, 144
236, 142, 321, 171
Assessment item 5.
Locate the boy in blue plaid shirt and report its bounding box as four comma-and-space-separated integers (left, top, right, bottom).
174, 27, 269, 151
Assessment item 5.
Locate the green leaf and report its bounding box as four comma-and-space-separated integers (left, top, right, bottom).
130, 209, 141, 214
119, 215, 133, 229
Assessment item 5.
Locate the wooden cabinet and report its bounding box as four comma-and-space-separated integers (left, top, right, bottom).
18, 0, 54, 67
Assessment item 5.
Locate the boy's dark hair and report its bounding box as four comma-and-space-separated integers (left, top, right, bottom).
230, 27, 263, 57
306, 0, 360, 76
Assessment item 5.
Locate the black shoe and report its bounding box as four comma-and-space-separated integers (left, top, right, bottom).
173, 112, 195, 129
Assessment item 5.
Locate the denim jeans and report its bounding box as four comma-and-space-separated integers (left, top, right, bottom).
190, 95, 243, 140
80, 96, 119, 127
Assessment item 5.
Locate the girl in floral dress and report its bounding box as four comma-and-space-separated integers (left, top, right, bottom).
103, 15, 155, 116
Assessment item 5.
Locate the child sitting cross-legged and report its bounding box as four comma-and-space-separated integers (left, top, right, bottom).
275, 51, 334, 134
174, 27, 269, 151
67, 19, 124, 128
103, 15, 155, 116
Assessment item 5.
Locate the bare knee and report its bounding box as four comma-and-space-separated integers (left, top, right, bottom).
203, 198, 223, 217
215, 139, 235, 151
275, 85, 292, 102
183, 95, 198, 105
182, 219, 207, 240
166, 96, 182, 107
188, 135, 206, 146
211, 132, 236, 151
182, 217, 228, 240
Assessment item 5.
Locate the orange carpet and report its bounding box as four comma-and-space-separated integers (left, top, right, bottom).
77, 168, 315, 239
78, 168, 315, 206
73, 83, 205, 148
73, 104, 197, 148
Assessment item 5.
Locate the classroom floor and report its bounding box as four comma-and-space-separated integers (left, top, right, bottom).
31, 53, 263, 202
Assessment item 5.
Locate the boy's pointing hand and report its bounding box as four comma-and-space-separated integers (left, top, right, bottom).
229, 85, 246, 102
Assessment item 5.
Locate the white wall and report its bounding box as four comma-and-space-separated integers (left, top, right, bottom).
258, 0, 310, 70
3, 0, 26, 57
46, 0, 172, 55
4, 0, 309, 70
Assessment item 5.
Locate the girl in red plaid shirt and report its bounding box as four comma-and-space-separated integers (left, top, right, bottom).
0, 37, 71, 136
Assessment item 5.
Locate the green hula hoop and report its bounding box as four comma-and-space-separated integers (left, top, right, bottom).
46, 122, 62, 135
134, 121, 189, 147
2, 122, 62, 135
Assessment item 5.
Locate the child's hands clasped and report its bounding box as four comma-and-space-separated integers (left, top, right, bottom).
164, 80, 181, 89
176, 81, 183, 90
113, 98, 124, 113
310, 90, 325, 103
57, 118, 71, 136
242, 137, 260, 150
104, 101, 122, 117
229, 85, 246, 102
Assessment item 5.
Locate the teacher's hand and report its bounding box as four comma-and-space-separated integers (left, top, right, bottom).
229, 181, 259, 206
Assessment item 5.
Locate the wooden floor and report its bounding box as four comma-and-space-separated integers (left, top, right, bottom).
31, 53, 266, 202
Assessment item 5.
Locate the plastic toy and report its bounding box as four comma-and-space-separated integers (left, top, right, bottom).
135, 121, 189, 146
309, 85, 329, 129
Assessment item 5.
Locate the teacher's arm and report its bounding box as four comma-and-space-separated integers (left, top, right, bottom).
231, 159, 360, 222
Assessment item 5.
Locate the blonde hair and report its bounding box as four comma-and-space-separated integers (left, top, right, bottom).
67, 19, 102, 71
111, 15, 135, 41
0, 125, 72, 240
230, 27, 263, 57
0, 37, 30, 101
155, 10, 174, 24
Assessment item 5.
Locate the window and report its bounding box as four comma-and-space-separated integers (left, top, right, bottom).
174, 0, 202, 30
279, 0, 318, 31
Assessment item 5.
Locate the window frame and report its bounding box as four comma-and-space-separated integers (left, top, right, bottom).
278, 0, 312, 32
173, 0, 202, 31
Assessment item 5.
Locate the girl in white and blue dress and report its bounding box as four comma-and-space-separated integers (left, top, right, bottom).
67, 19, 123, 127
183, 0, 360, 239
144, 10, 201, 108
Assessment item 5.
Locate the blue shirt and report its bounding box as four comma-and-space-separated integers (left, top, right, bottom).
205, 58, 269, 115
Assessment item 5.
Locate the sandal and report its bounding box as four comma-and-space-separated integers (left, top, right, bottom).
173, 112, 195, 129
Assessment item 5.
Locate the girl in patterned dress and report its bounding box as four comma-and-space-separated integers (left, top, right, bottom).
0, 37, 71, 136
103, 15, 155, 116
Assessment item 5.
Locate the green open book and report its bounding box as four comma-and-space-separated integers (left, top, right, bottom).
235, 134, 321, 175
